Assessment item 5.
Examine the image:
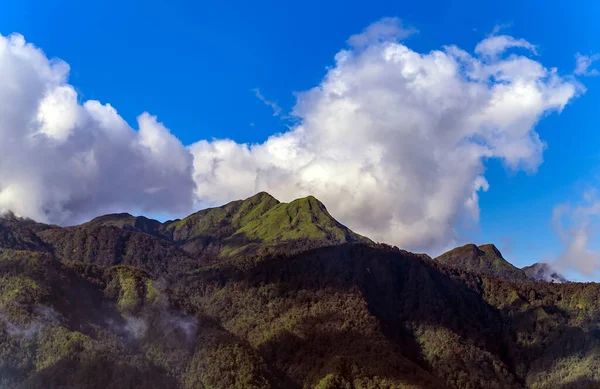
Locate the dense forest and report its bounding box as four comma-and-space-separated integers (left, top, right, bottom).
0, 192, 599, 389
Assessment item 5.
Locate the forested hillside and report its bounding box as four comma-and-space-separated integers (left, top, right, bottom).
0, 193, 599, 389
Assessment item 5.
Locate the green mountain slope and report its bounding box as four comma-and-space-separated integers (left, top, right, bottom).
183, 244, 520, 389
221, 195, 370, 256
1, 194, 600, 388
233, 195, 365, 242
435, 243, 529, 282
0, 248, 278, 389
7, 192, 369, 275
0, 217, 51, 251
37, 224, 195, 274
165, 192, 371, 257
166, 192, 280, 242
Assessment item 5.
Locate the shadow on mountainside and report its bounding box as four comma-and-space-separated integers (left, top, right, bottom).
256, 311, 447, 389
18, 355, 179, 389
176, 243, 524, 388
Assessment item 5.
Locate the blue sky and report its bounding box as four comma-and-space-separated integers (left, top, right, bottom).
2, 0, 600, 279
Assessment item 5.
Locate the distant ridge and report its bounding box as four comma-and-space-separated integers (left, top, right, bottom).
435, 243, 529, 282
522, 262, 568, 283
84, 213, 168, 238
23, 192, 371, 268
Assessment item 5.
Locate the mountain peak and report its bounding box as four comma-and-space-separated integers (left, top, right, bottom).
249, 191, 278, 201
296, 194, 320, 202
289, 195, 328, 212
165, 192, 369, 257
478, 243, 503, 258
87, 213, 135, 225
435, 243, 529, 282
227, 193, 370, 255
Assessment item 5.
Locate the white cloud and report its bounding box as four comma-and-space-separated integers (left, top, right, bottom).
0, 33, 195, 224
37, 85, 82, 141
0, 21, 582, 253
574, 53, 600, 76
190, 19, 579, 253
552, 191, 600, 276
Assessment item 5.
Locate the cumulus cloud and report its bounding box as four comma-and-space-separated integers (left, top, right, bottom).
190, 19, 580, 252
552, 191, 600, 276
0, 20, 583, 252
574, 53, 600, 76
0, 33, 195, 225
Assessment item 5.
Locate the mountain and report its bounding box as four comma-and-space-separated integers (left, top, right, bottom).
37, 217, 194, 274
522, 262, 568, 283
33, 193, 369, 273
164, 192, 371, 257
0, 217, 52, 251
83, 213, 168, 238
165, 192, 281, 248
0, 193, 600, 389
435, 243, 530, 282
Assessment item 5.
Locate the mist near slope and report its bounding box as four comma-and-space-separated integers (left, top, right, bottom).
0, 305, 60, 339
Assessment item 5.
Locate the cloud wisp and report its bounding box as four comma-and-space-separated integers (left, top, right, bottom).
0, 305, 61, 339
574, 53, 600, 76
0, 19, 582, 252
475, 35, 538, 58
347, 17, 418, 48
253, 88, 282, 117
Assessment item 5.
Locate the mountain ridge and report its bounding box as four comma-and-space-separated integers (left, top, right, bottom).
435, 243, 530, 282
1, 192, 371, 272
0, 192, 599, 389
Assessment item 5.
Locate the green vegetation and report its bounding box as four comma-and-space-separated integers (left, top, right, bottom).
315, 374, 351, 389
145, 279, 162, 306
184, 338, 275, 389
165, 192, 280, 241
0, 275, 40, 305
117, 269, 140, 311
36, 327, 92, 370
105, 266, 163, 312
234, 195, 360, 242
0, 192, 599, 389
165, 192, 370, 258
